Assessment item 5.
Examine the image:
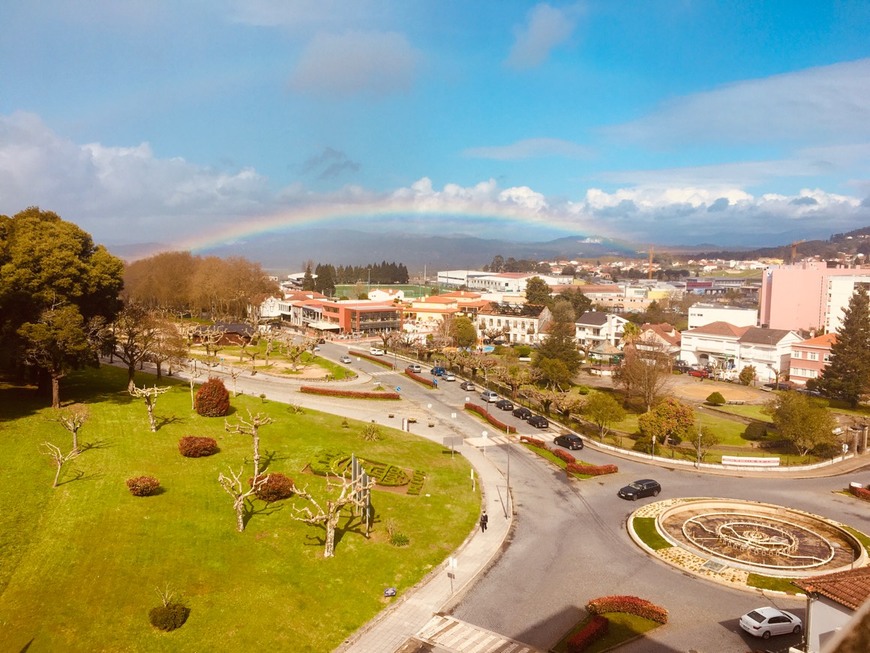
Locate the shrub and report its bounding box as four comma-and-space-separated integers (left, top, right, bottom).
566, 462, 618, 476
178, 436, 219, 458
849, 484, 870, 501
126, 476, 160, 496
586, 595, 669, 624
148, 603, 190, 631
519, 436, 547, 448
464, 402, 517, 433
552, 449, 576, 464
567, 615, 609, 653
250, 473, 295, 502
300, 386, 401, 400
195, 377, 230, 417
705, 391, 726, 406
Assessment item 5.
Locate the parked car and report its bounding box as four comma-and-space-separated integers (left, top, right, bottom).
512, 406, 532, 420
554, 433, 584, 450
406, 364, 422, 373
460, 381, 476, 391
687, 368, 709, 378
617, 479, 661, 501
431, 366, 446, 376
442, 372, 456, 381
495, 399, 514, 411
339, 355, 352, 364
527, 415, 549, 429
480, 390, 499, 403
369, 347, 385, 356
739, 607, 802, 640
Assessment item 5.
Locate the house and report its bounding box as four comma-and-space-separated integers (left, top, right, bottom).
790, 333, 837, 386
477, 303, 552, 345
368, 287, 405, 302
574, 312, 629, 355
638, 323, 682, 359
680, 321, 748, 372
794, 568, 870, 653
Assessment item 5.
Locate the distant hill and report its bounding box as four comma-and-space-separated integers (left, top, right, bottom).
691, 225, 870, 262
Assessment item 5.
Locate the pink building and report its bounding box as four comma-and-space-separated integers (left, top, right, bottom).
789, 333, 836, 386
759, 261, 869, 331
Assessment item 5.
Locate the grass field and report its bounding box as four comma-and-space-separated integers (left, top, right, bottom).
0, 367, 478, 652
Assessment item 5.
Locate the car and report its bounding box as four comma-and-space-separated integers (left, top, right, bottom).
687, 368, 709, 378
554, 433, 584, 450
442, 372, 456, 381
312, 346, 320, 352
339, 355, 352, 364
512, 406, 532, 419
495, 399, 514, 411
430, 366, 446, 376
617, 479, 662, 501
406, 364, 422, 373
739, 607, 802, 640
369, 347, 385, 356
527, 415, 549, 429
480, 390, 499, 403
460, 381, 476, 391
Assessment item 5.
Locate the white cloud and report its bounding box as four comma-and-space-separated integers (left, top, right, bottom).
288, 30, 420, 96
464, 137, 594, 160
227, 0, 386, 31
506, 2, 583, 70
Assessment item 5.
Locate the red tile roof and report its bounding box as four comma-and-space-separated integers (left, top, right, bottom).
795, 568, 870, 611
686, 321, 750, 337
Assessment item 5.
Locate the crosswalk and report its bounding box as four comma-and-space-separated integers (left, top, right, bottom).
414, 615, 543, 653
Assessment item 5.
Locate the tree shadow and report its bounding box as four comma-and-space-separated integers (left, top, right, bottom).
241, 499, 284, 528
154, 415, 184, 430
79, 439, 111, 452
57, 468, 103, 486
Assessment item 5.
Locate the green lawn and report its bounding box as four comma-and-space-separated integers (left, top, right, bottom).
0, 367, 478, 652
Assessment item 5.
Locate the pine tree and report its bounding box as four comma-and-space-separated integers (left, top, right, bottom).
534, 300, 580, 388
818, 284, 870, 407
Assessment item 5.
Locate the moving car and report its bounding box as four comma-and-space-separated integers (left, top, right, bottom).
442, 372, 456, 381
339, 355, 352, 364
527, 415, 549, 429
430, 366, 446, 376
480, 390, 499, 403
554, 433, 584, 450
512, 406, 532, 420
406, 364, 422, 373
617, 479, 661, 501
739, 607, 802, 640
495, 399, 514, 411
369, 347, 385, 356
459, 381, 476, 391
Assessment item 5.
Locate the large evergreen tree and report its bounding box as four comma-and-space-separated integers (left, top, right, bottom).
818, 284, 870, 407
534, 300, 580, 388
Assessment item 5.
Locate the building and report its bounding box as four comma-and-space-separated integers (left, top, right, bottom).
794, 568, 870, 653
477, 303, 552, 345
790, 333, 836, 386
639, 323, 682, 359
687, 303, 757, 329
574, 312, 629, 354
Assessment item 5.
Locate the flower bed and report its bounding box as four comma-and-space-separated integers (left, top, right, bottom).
566, 614, 609, 653
849, 484, 870, 501
586, 596, 669, 624
464, 402, 516, 433
348, 350, 395, 369
300, 386, 401, 400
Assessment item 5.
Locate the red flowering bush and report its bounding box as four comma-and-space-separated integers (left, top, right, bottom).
586, 595, 669, 624
566, 462, 619, 476
553, 449, 576, 464
849, 485, 870, 501
126, 476, 160, 496
519, 436, 547, 448
195, 377, 230, 417
567, 615, 609, 653
301, 386, 401, 400
250, 473, 295, 502
178, 436, 219, 458
464, 403, 517, 433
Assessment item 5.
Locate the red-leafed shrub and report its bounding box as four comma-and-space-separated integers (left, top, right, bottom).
566, 462, 619, 476
178, 436, 219, 458
849, 485, 870, 501
520, 436, 547, 448
149, 603, 190, 631
405, 370, 436, 387
463, 403, 517, 433
348, 350, 395, 368
250, 473, 295, 502
126, 476, 160, 496
195, 377, 230, 416
566, 615, 609, 652
300, 386, 401, 400
553, 449, 576, 464
586, 595, 669, 624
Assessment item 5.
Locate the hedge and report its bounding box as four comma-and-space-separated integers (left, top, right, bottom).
404, 369, 436, 388
519, 435, 547, 448
464, 402, 517, 433
553, 449, 576, 464
300, 386, 401, 400
567, 615, 609, 653
849, 485, 870, 501
566, 462, 619, 476
348, 350, 395, 369
586, 596, 669, 624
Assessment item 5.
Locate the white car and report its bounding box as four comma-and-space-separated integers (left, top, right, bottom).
739, 607, 802, 640
442, 372, 456, 381
480, 390, 499, 403
369, 347, 385, 356
339, 355, 352, 364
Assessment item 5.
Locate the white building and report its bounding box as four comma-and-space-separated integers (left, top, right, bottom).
824, 276, 870, 334
687, 303, 758, 329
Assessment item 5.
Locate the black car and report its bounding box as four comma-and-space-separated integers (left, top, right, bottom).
527, 415, 549, 429
554, 433, 584, 450
459, 381, 476, 391
495, 399, 514, 411
512, 406, 532, 420
617, 479, 661, 501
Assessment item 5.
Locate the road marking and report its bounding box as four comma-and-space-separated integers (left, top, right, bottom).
415, 615, 542, 653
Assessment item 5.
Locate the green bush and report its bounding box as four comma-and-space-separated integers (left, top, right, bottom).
705, 392, 726, 405
178, 436, 219, 458
126, 476, 160, 497
389, 532, 410, 547
194, 377, 230, 417
148, 603, 190, 631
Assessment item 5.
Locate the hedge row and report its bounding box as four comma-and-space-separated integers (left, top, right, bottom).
849, 484, 870, 501
519, 436, 618, 476
520, 436, 547, 448
586, 595, 669, 624
348, 350, 395, 369
407, 470, 426, 495
567, 615, 609, 653
553, 449, 575, 464
300, 386, 401, 400
404, 369, 436, 387
464, 402, 517, 433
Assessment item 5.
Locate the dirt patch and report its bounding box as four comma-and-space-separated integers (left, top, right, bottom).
580, 370, 771, 405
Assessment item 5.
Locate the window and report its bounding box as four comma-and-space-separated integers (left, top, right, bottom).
792, 351, 802, 359
807, 352, 819, 361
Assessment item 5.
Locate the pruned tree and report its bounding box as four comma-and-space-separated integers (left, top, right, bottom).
290, 473, 375, 558
225, 410, 273, 481
691, 426, 720, 463
53, 404, 89, 452
551, 391, 585, 422
40, 441, 81, 487
615, 335, 672, 412
129, 383, 170, 432
583, 391, 625, 440
493, 364, 537, 400
149, 319, 188, 380
218, 466, 268, 532
520, 385, 557, 415
198, 324, 227, 362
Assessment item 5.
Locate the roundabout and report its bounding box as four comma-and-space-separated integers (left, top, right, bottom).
631, 498, 868, 589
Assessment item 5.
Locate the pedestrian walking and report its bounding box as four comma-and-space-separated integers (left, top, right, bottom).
479, 509, 488, 532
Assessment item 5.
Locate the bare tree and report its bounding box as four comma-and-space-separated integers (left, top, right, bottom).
40, 441, 81, 487
129, 383, 170, 432
53, 404, 89, 453
218, 466, 268, 532
112, 304, 161, 390
181, 361, 202, 410
615, 335, 672, 412
198, 324, 227, 362
291, 473, 375, 558
225, 410, 273, 481
149, 319, 188, 380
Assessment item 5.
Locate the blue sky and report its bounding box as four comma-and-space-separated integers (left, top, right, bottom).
2, 0, 870, 250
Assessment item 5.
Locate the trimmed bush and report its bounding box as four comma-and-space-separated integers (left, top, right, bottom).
126, 476, 160, 496
567, 615, 609, 653
553, 449, 576, 464
519, 435, 547, 448
586, 595, 669, 624
464, 402, 517, 433
705, 391, 726, 406
195, 377, 230, 417
148, 603, 190, 631
178, 436, 219, 458
849, 484, 870, 501
300, 386, 401, 400
566, 462, 618, 476
250, 473, 295, 502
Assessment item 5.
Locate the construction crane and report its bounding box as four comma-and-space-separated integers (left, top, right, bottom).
790, 240, 805, 264
648, 246, 654, 279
